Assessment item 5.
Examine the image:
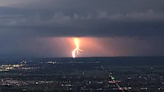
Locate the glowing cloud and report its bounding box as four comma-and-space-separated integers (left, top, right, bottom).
72, 38, 83, 58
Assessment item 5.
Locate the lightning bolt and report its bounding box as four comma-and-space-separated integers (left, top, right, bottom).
72, 38, 83, 58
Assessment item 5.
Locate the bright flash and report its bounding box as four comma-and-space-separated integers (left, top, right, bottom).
72, 38, 83, 58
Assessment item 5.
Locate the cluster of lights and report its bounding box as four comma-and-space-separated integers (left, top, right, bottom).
0, 64, 23, 71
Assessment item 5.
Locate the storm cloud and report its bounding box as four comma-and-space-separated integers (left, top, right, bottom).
0, 0, 164, 58
0, 0, 164, 37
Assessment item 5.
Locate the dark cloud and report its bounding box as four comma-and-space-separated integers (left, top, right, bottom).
0, 0, 164, 57
0, 7, 164, 37
1, 18, 164, 37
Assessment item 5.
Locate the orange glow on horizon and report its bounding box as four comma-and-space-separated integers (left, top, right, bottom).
72, 38, 83, 58
49, 37, 114, 57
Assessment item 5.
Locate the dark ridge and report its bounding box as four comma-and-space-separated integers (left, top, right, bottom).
0, 56, 164, 65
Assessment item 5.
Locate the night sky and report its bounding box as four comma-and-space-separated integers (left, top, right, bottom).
0, 0, 164, 58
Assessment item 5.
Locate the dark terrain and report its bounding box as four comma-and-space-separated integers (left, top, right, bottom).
0, 57, 164, 92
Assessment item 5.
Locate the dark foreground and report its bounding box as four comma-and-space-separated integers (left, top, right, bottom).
0, 57, 164, 92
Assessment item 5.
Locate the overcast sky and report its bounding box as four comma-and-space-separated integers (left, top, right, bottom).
0, 0, 164, 58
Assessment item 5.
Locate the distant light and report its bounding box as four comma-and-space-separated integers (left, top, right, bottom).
111, 76, 115, 80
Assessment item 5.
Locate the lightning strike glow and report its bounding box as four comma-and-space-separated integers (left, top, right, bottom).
72, 38, 83, 58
